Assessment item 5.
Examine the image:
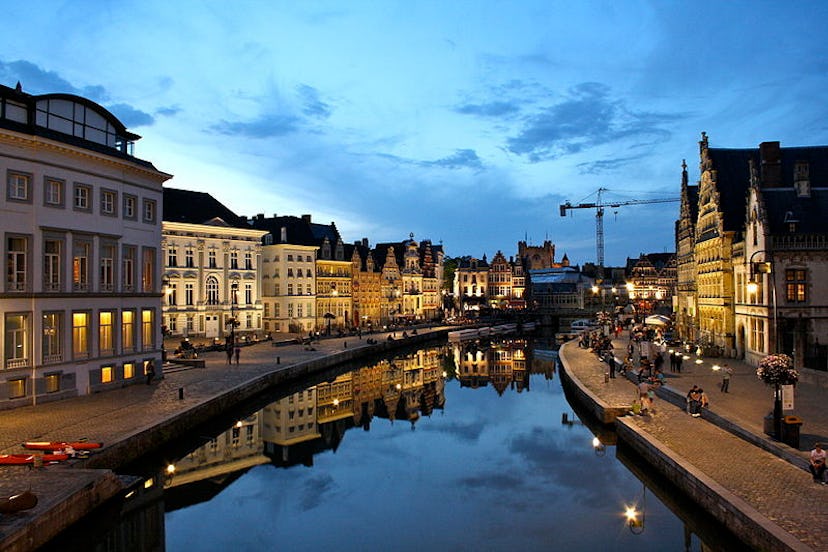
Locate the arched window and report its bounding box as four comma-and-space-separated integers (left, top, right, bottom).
206, 276, 219, 305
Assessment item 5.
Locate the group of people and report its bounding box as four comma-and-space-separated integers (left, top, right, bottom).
686, 384, 710, 417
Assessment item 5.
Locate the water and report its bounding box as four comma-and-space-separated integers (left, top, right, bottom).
45, 337, 749, 551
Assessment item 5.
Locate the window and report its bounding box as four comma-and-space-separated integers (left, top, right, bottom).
100, 243, 116, 292
306, 269, 312, 278
99, 311, 114, 355
123, 362, 135, 379
287, 254, 294, 262
101, 366, 113, 384
73, 183, 91, 211
7, 171, 31, 202
122, 246, 136, 292
785, 269, 807, 302
230, 251, 239, 269
185, 248, 194, 268
44, 237, 62, 291
142, 247, 155, 292
167, 246, 178, 267
122, 310, 135, 352
185, 283, 194, 305
288, 268, 294, 278
168, 282, 178, 305
287, 284, 293, 296
306, 284, 312, 295
142, 199, 156, 223
208, 250, 217, 268
45, 373, 60, 393
42, 312, 63, 364
6, 235, 28, 291
44, 178, 64, 207
246, 314, 252, 329
274, 304, 280, 318
750, 318, 765, 352
168, 315, 177, 332
186, 316, 194, 332
245, 252, 252, 270
100, 189, 117, 216
72, 239, 91, 291
141, 309, 154, 350
245, 284, 252, 304
8, 379, 25, 400
123, 194, 137, 219
72, 312, 90, 359
264, 302, 270, 317
4, 313, 29, 369
206, 276, 219, 305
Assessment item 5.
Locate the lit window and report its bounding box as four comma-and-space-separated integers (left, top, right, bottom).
124, 362, 135, 379
4, 313, 29, 369
72, 312, 90, 359
101, 366, 113, 383
8, 379, 25, 399
785, 269, 807, 303
99, 311, 113, 355
141, 309, 154, 350
45, 373, 60, 393
122, 310, 135, 352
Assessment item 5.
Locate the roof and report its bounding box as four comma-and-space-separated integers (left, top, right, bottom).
762, 188, 828, 235
248, 215, 341, 247
163, 188, 249, 228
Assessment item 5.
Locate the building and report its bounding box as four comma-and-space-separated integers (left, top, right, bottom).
625, 252, 677, 314
162, 188, 267, 344
676, 133, 828, 369
350, 239, 382, 328
249, 214, 323, 335
1, 83, 171, 407
454, 255, 489, 313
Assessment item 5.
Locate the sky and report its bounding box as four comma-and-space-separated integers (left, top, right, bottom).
3, 1, 828, 266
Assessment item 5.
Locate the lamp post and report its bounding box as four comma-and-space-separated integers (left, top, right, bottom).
228, 279, 239, 348
746, 251, 778, 353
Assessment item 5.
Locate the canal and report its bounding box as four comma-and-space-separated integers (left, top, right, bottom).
43, 336, 749, 551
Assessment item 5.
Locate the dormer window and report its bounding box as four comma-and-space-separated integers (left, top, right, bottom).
783, 211, 798, 233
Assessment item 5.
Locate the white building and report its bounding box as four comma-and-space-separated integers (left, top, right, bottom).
0, 83, 172, 407
162, 188, 267, 344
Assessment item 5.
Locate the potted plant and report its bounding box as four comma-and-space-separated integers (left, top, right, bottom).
756, 353, 799, 439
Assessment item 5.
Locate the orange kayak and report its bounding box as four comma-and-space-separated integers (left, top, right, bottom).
0, 453, 69, 465
23, 441, 102, 451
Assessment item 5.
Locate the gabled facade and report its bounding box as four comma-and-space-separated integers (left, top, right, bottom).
677, 133, 828, 369
162, 188, 267, 343
1, 83, 172, 407
350, 239, 382, 328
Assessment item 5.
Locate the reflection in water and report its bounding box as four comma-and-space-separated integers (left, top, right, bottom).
44, 336, 747, 551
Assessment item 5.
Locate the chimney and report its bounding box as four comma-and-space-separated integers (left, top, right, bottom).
256, 213, 264, 221
362, 238, 369, 247
759, 141, 782, 188
302, 214, 311, 223
280, 227, 287, 242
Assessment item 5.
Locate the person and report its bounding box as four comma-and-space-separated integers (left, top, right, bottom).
638, 379, 652, 415
720, 363, 733, 392
809, 443, 826, 484
674, 351, 683, 373
145, 359, 156, 385
225, 344, 233, 365
687, 385, 702, 417
607, 352, 616, 379
699, 388, 710, 409
234, 345, 241, 365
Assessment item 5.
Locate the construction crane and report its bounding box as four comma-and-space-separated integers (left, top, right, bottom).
559, 187, 680, 268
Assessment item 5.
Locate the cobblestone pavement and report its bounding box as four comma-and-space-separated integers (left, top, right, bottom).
563, 333, 828, 551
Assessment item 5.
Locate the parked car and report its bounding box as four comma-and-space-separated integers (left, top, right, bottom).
570, 319, 599, 331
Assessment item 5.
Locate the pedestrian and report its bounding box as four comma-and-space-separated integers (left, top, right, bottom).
809, 443, 826, 484
607, 352, 616, 379
720, 363, 732, 392
226, 344, 233, 365
675, 351, 683, 373
638, 379, 652, 415
234, 345, 241, 365
687, 385, 702, 417
145, 359, 156, 385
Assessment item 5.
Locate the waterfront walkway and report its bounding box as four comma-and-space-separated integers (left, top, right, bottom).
559, 333, 828, 551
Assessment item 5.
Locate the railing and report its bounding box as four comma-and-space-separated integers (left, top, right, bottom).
43, 353, 63, 364
771, 234, 828, 250
6, 358, 30, 369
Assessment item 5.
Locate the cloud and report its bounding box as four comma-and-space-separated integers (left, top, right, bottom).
576, 154, 647, 174
455, 101, 520, 117
297, 84, 331, 119
423, 149, 483, 170
210, 113, 301, 137
506, 82, 679, 163
419, 419, 486, 442
156, 105, 182, 117
108, 103, 155, 128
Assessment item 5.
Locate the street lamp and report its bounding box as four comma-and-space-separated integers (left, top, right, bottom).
228, 279, 239, 348
746, 251, 778, 353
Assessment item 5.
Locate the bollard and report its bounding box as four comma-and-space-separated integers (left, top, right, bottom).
277, 356, 280, 365
178, 387, 184, 400
604, 372, 610, 383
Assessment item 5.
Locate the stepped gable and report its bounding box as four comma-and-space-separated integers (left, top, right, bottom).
163, 187, 247, 228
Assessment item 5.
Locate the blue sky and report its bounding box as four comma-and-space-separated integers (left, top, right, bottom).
3, 1, 827, 266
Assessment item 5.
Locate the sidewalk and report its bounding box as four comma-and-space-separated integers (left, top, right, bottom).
561, 332, 828, 551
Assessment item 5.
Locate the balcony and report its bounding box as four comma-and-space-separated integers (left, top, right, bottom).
6, 358, 30, 370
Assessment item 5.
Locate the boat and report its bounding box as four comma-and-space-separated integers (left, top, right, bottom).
0, 490, 38, 514
0, 453, 69, 465
23, 440, 103, 452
